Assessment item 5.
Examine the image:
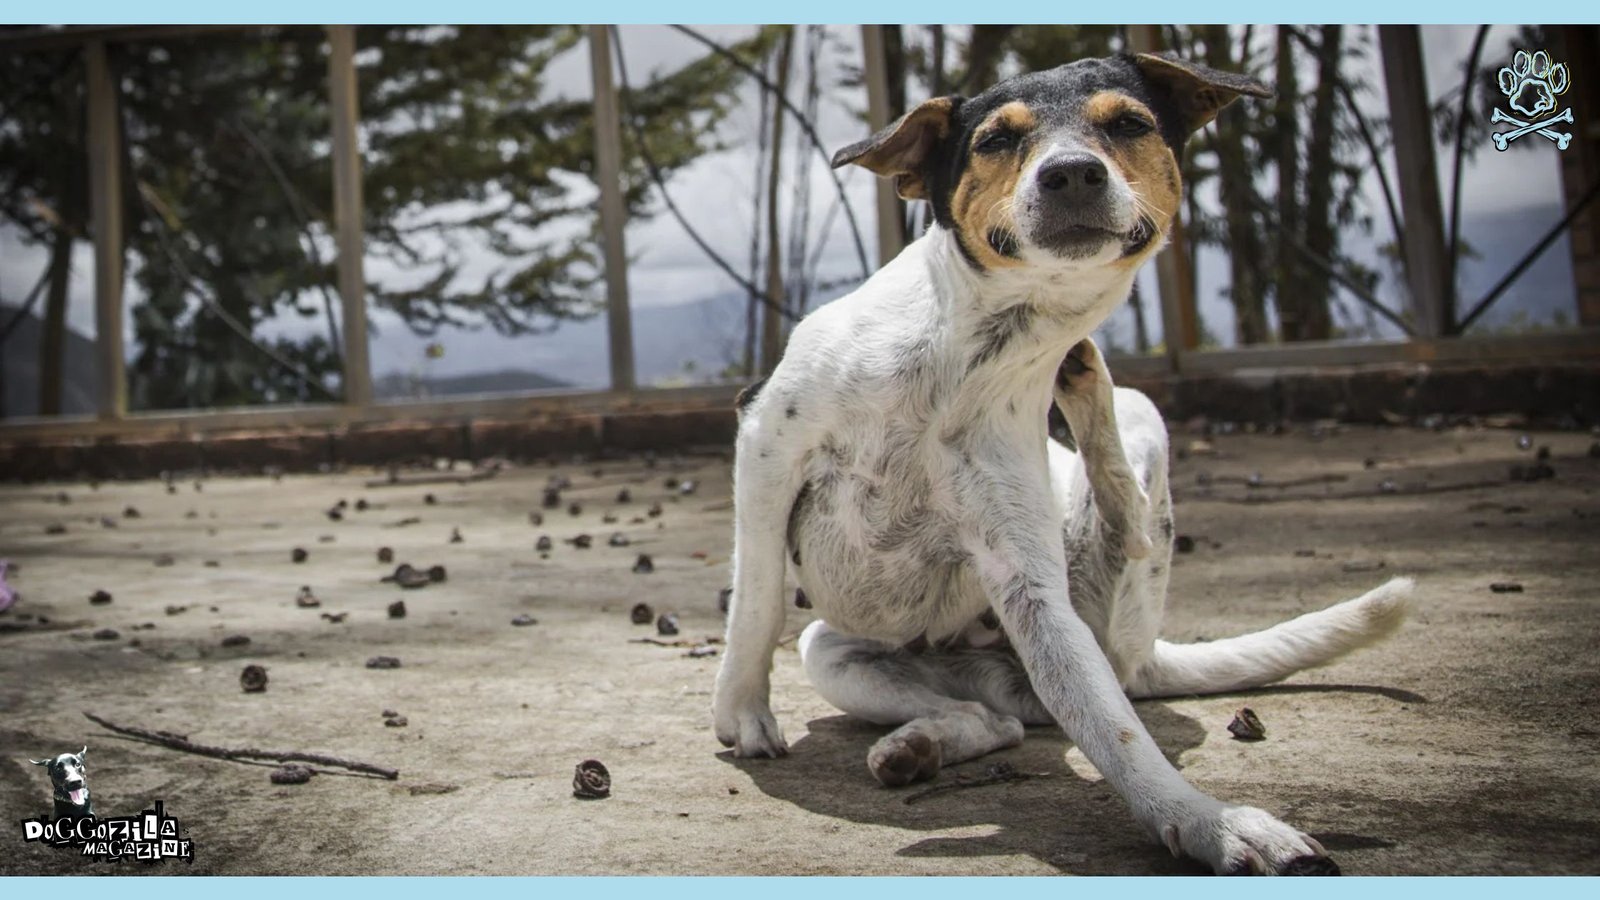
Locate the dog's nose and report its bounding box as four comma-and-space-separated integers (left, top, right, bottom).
1037, 153, 1108, 195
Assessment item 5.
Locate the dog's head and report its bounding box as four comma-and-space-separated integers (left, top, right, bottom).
30, 747, 90, 812
833, 53, 1270, 274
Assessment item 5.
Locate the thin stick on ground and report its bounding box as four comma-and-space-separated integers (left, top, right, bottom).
902, 762, 1053, 805
84, 711, 399, 780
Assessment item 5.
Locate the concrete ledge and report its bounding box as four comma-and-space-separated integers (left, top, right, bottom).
2, 361, 1598, 481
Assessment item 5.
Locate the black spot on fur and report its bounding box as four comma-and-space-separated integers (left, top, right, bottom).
1159, 516, 1174, 539
735, 378, 767, 412
968, 304, 1035, 372
785, 404, 798, 419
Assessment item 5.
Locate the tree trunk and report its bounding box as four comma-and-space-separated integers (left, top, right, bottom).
929, 25, 946, 96
1297, 24, 1343, 341
961, 26, 1014, 93
39, 228, 73, 416
760, 27, 794, 375
1202, 25, 1269, 345
1272, 26, 1304, 340
743, 50, 771, 377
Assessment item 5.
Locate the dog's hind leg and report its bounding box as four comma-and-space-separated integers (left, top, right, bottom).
1052, 338, 1153, 561
799, 620, 1032, 786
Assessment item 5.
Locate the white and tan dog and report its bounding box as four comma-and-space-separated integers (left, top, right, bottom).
714, 52, 1411, 875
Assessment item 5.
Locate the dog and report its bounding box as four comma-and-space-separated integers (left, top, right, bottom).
30, 746, 93, 819
713, 52, 1413, 875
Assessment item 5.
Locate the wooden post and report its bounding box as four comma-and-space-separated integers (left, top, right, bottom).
84, 40, 126, 419
587, 25, 635, 392
326, 25, 374, 407
1127, 25, 1199, 367
861, 25, 905, 266
1379, 25, 1452, 338
1550, 25, 1600, 327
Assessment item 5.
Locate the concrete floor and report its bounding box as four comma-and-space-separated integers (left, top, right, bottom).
1, 423, 1598, 875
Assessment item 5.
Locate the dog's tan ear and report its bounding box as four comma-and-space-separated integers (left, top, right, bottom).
1134, 52, 1272, 135
830, 96, 957, 201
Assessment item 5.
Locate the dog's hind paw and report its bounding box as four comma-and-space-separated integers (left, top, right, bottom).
868, 730, 942, 786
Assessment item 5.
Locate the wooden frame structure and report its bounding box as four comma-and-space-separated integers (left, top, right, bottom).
1, 24, 1596, 444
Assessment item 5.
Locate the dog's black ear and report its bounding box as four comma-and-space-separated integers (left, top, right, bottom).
1133, 52, 1272, 136
830, 96, 959, 201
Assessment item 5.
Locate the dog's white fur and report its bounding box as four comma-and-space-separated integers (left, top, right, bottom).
714, 119, 1411, 874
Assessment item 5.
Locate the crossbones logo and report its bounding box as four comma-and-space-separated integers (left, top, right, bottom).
1493, 49, 1573, 151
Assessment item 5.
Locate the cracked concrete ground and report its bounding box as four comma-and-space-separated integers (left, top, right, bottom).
1, 423, 1598, 875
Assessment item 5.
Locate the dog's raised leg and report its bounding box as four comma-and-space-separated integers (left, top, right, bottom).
713, 403, 809, 758
965, 467, 1332, 875
1052, 338, 1153, 561
798, 621, 1027, 785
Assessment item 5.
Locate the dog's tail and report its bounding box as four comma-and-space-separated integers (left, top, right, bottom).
1125, 577, 1413, 699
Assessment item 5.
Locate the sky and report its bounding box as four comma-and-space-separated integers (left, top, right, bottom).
0, 24, 1580, 398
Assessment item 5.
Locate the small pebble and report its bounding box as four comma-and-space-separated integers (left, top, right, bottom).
382, 709, 400, 719
657, 612, 680, 636
1536, 446, 1551, 462
124, 506, 141, 519
1227, 707, 1267, 741
647, 503, 663, 518
388, 601, 407, 619
153, 554, 176, 567
536, 535, 553, 551
1342, 559, 1385, 573
320, 612, 348, 623
240, 665, 269, 693
90, 589, 113, 606
165, 604, 188, 616
384, 715, 409, 727
632, 554, 654, 574
100, 516, 117, 528
1378, 479, 1398, 494
678, 480, 698, 496
356, 499, 370, 512
295, 586, 321, 608
616, 489, 632, 504
366, 656, 402, 669
1516, 434, 1533, 451
542, 488, 562, 509
270, 765, 314, 785
292, 548, 308, 563
449, 527, 463, 544
327, 508, 344, 521
1489, 582, 1524, 593
1174, 535, 1196, 553
609, 532, 630, 547
424, 493, 437, 505
45, 524, 66, 535
1293, 549, 1316, 558
378, 547, 395, 564
568, 502, 584, 517
572, 759, 611, 799
511, 614, 538, 627
427, 565, 447, 583
663, 478, 680, 490
631, 602, 654, 625
221, 635, 251, 647
92, 628, 120, 641
529, 512, 545, 526
570, 534, 593, 549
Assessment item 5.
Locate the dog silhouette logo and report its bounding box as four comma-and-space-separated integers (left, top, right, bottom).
29, 747, 92, 819
1492, 49, 1574, 151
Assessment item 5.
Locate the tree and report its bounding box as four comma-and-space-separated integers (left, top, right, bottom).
0, 25, 774, 411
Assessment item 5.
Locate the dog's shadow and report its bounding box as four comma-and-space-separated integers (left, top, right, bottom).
724, 683, 1422, 875
722, 701, 1212, 875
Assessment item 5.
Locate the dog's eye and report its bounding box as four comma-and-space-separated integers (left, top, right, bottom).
1109, 114, 1154, 138
974, 130, 1019, 154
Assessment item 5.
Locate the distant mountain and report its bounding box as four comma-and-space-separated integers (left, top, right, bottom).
373, 367, 571, 400
0, 304, 97, 417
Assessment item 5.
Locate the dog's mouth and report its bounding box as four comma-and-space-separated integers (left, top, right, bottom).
1031, 218, 1155, 260
64, 786, 87, 806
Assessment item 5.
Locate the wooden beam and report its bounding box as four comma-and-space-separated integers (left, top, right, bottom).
1126, 25, 1199, 365
587, 25, 636, 392
326, 25, 373, 408
84, 40, 126, 420
860, 25, 905, 266
1379, 25, 1452, 338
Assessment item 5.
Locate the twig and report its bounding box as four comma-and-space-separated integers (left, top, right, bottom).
1174, 477, 1509, 505
629, 637, 724, 648
84, 711, 399, 780
902, 762, 1052, 805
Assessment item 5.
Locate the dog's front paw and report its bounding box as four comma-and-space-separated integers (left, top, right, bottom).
1055, 338, 1111, 398
1159, 801, 1337, 876
713, 699, 789, 758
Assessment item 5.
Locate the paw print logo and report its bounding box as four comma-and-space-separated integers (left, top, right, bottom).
1497, 49, 1568, 117
1490, 49, 1575, 152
